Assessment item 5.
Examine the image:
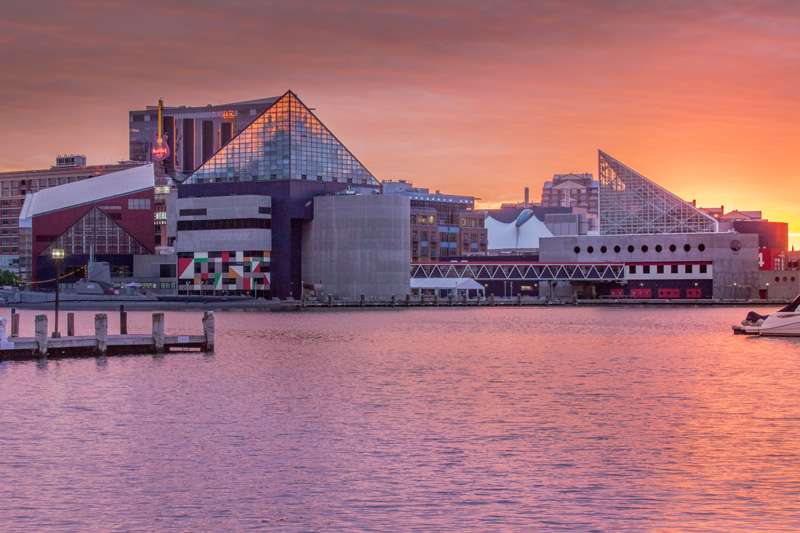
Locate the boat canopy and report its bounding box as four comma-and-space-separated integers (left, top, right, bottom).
778, 294, 800, 313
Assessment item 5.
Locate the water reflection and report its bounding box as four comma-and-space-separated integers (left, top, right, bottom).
1, 307, 799, 531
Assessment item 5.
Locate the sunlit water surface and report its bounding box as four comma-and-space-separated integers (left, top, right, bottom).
2, 307, 800, 532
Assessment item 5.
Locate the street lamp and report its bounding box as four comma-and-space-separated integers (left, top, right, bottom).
51, 248, 64, 338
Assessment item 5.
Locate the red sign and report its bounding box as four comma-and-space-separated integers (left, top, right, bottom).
151, 131, 170, 162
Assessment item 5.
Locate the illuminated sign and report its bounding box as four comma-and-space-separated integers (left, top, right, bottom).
155, 186, 171, 194
222, 110, 235, 119
152, 143, 170, 161
152, 99, 171, 162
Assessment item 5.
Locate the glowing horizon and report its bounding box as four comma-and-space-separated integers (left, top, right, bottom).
1, 1, 797, 248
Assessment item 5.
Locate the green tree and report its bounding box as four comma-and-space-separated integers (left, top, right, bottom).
0, 269, 19, 287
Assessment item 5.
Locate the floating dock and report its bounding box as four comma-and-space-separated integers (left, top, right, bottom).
0, 309, 214, 362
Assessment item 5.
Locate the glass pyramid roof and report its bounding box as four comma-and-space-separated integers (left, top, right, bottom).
188, 91, 378, 186
598, 151, 718, 235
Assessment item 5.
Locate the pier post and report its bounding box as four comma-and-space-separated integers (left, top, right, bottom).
152, 313, 165, 353
35, 314, 48, 357
359, 294, 365, 307
405, 294, 410, 307
448, 295, 453, 306
119, 305, 127, 335
328, 294, 333, 307
95, 313, 108, 356
517, 293, 522, 306
490, 294, 495, 306
391, 294, 396, 307
11, 311, 19, 338
67, 313, 74, 336
434, 294, 438, 306
202, 311, 215, 352
463, 294, 467, 306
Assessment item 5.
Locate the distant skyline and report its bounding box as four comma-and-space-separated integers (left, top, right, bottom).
2, 0, 798, 247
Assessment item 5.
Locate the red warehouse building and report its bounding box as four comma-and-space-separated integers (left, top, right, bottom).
19, 165, 156, 288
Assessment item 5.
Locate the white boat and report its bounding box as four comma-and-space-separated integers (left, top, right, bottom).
733, 294, 800, 336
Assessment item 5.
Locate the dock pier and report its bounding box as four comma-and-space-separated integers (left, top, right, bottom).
0, 310, 214, 362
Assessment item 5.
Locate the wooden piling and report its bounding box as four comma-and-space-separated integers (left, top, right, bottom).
202, 311, 215, 352
448, 295, 453, 306
462, 294, 467, 306
328, 294, 333, 307
11, 311, 19, 338
67, 313, 74, 336
95, 313, 108, 356
405, 294, 410, 307
152, 313, 165, 353
517, 293, 522, 306
490, 294, 495, 306
119, 305, 128, 335
391, 294, 396, 307
359, 294, 365, 307
35, 314, 48, 357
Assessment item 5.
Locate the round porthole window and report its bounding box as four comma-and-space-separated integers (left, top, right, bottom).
684, 244, 691, 252
698, 244, 705, 252
641, 245, 648, 253
601, 246, 607, 253
587, 246, 594, 254
655, 245, 662, 253
730, 240, 742, 252
574, 246, 581, 254
627, 245, 635, 253
669, 244, 677, 252
614, 245, 621, 253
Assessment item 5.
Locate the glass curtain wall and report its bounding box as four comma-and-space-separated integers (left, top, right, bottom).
188, 92, 378, 186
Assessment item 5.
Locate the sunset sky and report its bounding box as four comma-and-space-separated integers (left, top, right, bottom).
1, 0, 798, 247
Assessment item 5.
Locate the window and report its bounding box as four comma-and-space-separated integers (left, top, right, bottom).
180, 208, 207, 216
643, 265, 650, 274
657, 265, 664, 274
629, 265, 636, 274
671, 265, 679, 274
685, 265, 693, 273
128, 198, 151, 210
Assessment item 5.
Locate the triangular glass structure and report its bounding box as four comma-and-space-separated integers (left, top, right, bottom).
188, 91, 379, 185
598, 151, 717, 235
42, 207, 151, 256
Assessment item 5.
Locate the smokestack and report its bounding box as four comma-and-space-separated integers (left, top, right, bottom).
524, 187, 529, 208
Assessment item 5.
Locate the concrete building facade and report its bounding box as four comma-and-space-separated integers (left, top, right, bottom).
302, 194, 410, 301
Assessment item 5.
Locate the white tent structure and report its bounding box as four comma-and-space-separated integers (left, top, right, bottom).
410, 277, 485, 297
484, 209, 554, 251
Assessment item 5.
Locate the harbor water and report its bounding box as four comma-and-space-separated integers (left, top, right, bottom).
1, 306, 799, 531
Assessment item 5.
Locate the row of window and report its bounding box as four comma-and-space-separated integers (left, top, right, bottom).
629, 264, 708, 274
128, 199, 151, 210
575, 243, 707, 254
177, 218, 272, 231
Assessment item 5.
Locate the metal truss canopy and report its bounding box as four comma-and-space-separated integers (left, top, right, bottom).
598, 151, 718, 235
411, 262, 625, 282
